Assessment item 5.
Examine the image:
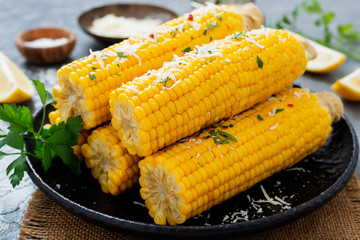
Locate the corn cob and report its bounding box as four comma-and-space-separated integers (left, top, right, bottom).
81, 125, 141, 195
109, 28, 310, 157
48, 109, 90, 161
52, 3, 263, 130
138, 88, 343, 225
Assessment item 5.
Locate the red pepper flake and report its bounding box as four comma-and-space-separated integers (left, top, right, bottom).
149, 33, 154, 38
287, 104, 294, 107
188, 14, 194, 21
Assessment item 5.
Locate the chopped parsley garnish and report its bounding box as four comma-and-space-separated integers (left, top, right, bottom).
210, 36, 213, 41
215, 0, 221, 4
213, 136, 222, 144
257, 114, 263, 121
217, 16, 223, 21
91, 67, 97, 71
209, 129, 217, 136
208, 50, 212, 54
117, 63, 120, 68
218, 130, 237, 142
232, 32, 244, 40
203, 135, 211, 139
114, 73, 121, 77
220, 140, 230, 144
183, 46, 191, 53
117, 52, 127, 58
207, 22, 218, 29
203, 28, 208, 35
89, 74, 96, 81
257, 56, 263, 69
221, 123, 234, 129
275, 108, 284, 114
160, 76, 171, 88
191, 36, 194, 40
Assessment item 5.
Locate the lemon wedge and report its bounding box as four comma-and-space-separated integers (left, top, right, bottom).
332, 68, 360, 101
306, 40, 346, 73
0, 51, 34, 103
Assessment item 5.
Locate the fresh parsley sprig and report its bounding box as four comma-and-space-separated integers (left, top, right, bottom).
0, 79, 83, 187
275, 0, 360, 61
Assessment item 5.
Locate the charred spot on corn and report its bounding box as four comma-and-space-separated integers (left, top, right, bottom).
257, 56, 263, 69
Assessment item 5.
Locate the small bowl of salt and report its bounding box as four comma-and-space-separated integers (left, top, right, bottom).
15, 27, 76, 64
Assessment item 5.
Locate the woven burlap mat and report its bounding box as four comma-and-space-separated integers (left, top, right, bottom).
19, 173, 360, 240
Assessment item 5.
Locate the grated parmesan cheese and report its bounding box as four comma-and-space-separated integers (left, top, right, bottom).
89, 14, 161, 38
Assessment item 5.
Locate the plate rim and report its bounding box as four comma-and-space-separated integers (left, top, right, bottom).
25, 114, 358, 238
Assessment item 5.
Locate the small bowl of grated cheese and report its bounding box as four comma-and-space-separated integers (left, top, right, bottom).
78, 3, 178, 45
15, 27, 76, 64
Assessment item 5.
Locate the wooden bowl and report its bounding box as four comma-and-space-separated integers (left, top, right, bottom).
78, 4, 178, 45
15, 27, 76, 64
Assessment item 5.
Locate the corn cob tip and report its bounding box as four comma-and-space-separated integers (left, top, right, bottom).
237, 3, 264, 31
315, 91, 344, 122
284, 29, 317, 60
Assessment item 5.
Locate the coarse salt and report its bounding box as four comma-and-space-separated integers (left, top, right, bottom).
24, 37, 69, 48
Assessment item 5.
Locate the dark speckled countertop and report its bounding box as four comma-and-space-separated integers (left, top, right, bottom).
0, 0, 359, 239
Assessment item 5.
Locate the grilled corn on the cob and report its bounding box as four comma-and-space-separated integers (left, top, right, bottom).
110, 28, 310, 157
81, 125, 141, 195
139, 88, 342, 225
52, 3, 263, 130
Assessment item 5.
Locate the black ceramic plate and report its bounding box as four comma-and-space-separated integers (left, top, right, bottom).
25, 106, 358, 239
78, 4, 178, 45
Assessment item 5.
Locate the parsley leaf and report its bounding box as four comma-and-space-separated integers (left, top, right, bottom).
257, 114, 263, 121
218, 130, 237, 143
213, 136, 222, 144
160, 76, 171, 88
275, 108, 284, 114
338, 24, 360, 41
274, 0, 360, 61
0, 79, 83, 187
232, 32, 244, 40
183, 46, 191, 53
31, 78, 54, 106
7, 154, 27, 187
117, 52, 128, 58
89, 74, 96, 81
257, 56, 263, 69
5, 132, 24, 150
0, 104, 34, 133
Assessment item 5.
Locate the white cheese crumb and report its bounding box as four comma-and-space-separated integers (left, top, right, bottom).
269, 122, 278, 130
133, 201, 147, 208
